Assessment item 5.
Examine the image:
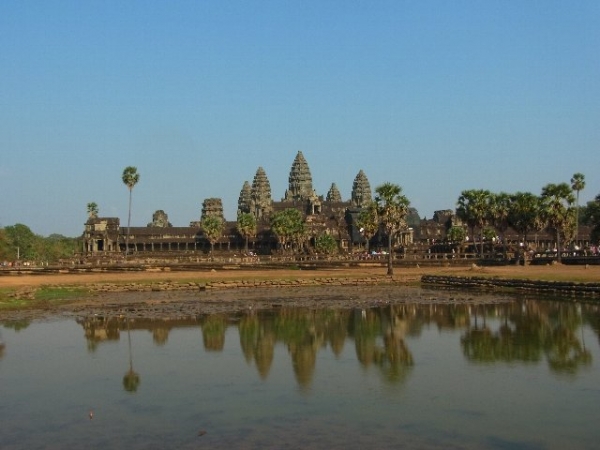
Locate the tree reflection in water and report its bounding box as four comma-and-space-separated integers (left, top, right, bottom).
71, 298, 597, 390
461, 300, 592, 375
123, 320, 140, 393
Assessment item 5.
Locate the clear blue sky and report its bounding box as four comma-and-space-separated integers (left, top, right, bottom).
1, 1, 598, 237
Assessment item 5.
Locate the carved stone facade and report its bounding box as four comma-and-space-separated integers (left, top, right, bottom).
83, 152, 387, 256
147, 210, 172, 228
351, 170, 372, 208
249, 167, 273, 220
283, 151, 313, 202
201, 198, 225, 221
326, 183, 342, 202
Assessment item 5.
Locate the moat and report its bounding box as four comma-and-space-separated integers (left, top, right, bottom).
1, 288, 599, 450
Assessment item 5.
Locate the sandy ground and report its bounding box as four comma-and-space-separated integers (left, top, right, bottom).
1, 263, 600, 288
1, 264, 599, 321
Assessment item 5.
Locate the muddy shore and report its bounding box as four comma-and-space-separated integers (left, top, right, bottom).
1, 264, 599, 321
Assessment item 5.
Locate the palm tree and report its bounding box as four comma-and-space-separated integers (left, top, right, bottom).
489, 192, 511, 258
86, 202, 99, 218
508, 192, 545, 246
456, 189, 491, 257
236, 212, 257, 254
570, 173, 585, 245
374, 183, 410, 276
541, 183, 576, 263
121, 166, 140, 257
356, 202, 379, 254
201, 215, 224, 256
270, 208, 305, 253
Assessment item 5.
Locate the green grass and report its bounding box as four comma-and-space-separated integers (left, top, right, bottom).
0, 286, 89, 311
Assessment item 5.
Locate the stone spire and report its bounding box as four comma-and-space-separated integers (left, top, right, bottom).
237, 181, 252, 215
201, 198, 225, 221
284, 151, 314, 201
351, 170, 372, 208
326, 183, 342, 202
147, 210, 172, 227
250, 166, 273, 219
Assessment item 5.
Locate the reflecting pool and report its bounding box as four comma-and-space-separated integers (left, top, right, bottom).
1, 291, 599, 449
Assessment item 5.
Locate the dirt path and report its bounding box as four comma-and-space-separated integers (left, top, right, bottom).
2, 264, 600, 288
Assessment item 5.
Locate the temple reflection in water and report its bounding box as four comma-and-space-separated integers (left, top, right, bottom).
77, 299, 598, 389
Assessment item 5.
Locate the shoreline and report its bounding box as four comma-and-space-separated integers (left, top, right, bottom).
1, 264, 600, 320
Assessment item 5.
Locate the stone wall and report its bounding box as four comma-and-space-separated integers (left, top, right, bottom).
421, 275, 600, 297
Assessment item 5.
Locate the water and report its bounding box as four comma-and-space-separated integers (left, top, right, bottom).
1, 292, 599, 449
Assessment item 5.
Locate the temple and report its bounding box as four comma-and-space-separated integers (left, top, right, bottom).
83, 151, 591, 260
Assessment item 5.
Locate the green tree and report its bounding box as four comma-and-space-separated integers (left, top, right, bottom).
3, 224, 38, 261
456, 189, 491, 257
447, 226, 467, 244
570, 173, 585, 244
270, 208, 305, 253
374, 182, 410, 276
540, 183, 576, 263
488, 192, 511, 258
121, 166, 140, 257
356, 202, 379, 254
314, 233, 338, 256
236, 212, 257, 254
86, 202, 99, 218
508, 192, 545, 246
583, 194, 600, 244
201, 215, 224, 256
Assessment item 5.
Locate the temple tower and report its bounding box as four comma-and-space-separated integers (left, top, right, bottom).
284, 151, 314, 201
351, 170, 372, 208
326, 183, 342, 202
201, 198, 225, 221
147, 210, 172, 227
237, 181, 252, 215
250, 167, 273, 219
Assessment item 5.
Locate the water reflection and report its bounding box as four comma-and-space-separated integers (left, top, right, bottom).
72, 299, 598, 389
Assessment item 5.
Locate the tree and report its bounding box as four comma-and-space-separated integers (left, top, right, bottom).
356, 202, 379, 254
314, 233, 338, 256
236, 212, 257, 254
86, 202, 99, 218
121, 166, 140, 257
270, 208, 305, 253
583, 194, 600, 244
508, 192, 545, 245
540, 183, 576, 263
456, 189, 491, 257
123, 321, 140, 393
201, 215, 224, 256
374, 183, 410, 276
570, 173, 585, 244
271, 208, 305, 253
488, 192, 511, 258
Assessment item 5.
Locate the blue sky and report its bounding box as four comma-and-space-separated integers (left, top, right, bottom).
1, 1, 599, 237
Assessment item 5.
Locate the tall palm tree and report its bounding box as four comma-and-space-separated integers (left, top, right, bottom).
374, 182, 410, 276
456, 189, 491, 257
508, 192, 545, 245
121, 166, 140, 257
201, 215, 224, 256
541, 183, 576, 263
236, 212, 257, 254
570, 173, 585, 245
356, 202, 379, 254
489, 192, 511, 258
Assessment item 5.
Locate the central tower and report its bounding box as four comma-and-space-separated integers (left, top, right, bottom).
284, 151, 314, 202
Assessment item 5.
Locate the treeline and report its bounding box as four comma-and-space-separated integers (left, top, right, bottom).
0, 224, 81, 264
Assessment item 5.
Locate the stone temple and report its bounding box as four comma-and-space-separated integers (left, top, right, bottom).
83, 151, 417, 257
